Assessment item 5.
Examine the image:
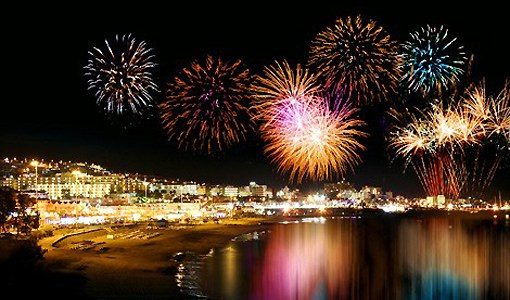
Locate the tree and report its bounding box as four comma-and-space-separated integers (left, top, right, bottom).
0, 187, 16, 233
13, 193, 39, 235
151, 190, 162, 200
62, 189, 71, 200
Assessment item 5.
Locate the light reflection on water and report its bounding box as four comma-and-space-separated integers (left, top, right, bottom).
199, 217, 510, 300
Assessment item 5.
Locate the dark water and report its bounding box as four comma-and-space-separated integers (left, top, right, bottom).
198, 216, 510, 300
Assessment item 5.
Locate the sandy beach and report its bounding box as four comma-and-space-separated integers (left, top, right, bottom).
5, 210, 506, 299
36, 218, 275, 299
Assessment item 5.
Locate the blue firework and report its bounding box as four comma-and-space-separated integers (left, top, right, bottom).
401, 25, 467, 94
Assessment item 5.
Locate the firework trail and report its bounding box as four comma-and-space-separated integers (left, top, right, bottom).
254, 61, 366, 183
84, 34, 158, 116
400, 25, 467, 95
486, 81, 510, 144
160, 56, 254, 154
462, 80, 509, 197
309, 15, 401, 105
390, 107, 466, 199
390, 80, 510, 199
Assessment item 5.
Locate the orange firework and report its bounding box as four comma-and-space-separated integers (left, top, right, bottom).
309, 15, 401, 105
389, 111, 435, 164
486, 81, 510, 144
252, 60, 319, 122
254, 61, 366, 183
462, 80, 510, 144
160, 56, 254, 154
462, 81, 510, 197
390, 80, 510, 199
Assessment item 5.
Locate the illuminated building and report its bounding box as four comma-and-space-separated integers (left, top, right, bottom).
238, 186, 251, 197
148, 181, 200, 197
276, 186, 289, 199
324, 181, 356, 199
265, 188, 273, 199
197, 183, 207, 196
249, 182, 267, 198
437, 195, 446, 205
209, 185, 222, 196
1, 158, 275, 206
182, 183, 198, 195
224, 186, 239, 198
0, 172, 121, 200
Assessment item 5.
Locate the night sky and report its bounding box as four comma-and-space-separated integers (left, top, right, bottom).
2, 2, 509, 198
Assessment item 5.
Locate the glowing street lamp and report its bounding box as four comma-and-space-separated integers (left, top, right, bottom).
30, 160, 39, 212
142, 181, 149, 199
71, 170, 82, 230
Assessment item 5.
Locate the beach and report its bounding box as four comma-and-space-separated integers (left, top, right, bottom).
36, 218, 274, 299
4, 210, 506, 299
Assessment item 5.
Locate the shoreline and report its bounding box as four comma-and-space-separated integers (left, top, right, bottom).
37, 217, 276, 299
8, 210, 507, 299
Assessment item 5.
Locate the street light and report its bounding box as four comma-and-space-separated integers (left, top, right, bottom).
71, 170, 82, 230
142, 181, 149, 199
30, 160, 39, 213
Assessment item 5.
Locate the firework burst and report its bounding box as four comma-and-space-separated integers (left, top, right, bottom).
400, 25, 467, 94
262, 96, 366, 183
308, 15, 401, 105
390, 107, 467, 199
487, 81, 510, 144
254, 61, 366, 182
462, 81, 510, 196
391, 99, 485, 162
389, 112, 435, 163
84, 34, 158, 116
160, 56, 254, 154
463, 80, 510, 144
390, 81, 510, 199
252, 60, 319, 120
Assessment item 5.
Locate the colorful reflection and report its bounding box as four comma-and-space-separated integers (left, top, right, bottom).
200, 217, 510, 300
250, 222, 355, 299
399, 219, 510, 299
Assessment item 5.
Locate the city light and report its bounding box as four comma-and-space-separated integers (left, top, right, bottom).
3, 6, 509, 300
1, 158, 508, 227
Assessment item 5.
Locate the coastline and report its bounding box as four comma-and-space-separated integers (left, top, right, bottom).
10, 209, 507, 299
36, 217, 276, 299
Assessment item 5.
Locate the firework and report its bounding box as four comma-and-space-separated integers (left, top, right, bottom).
464, 81, 510, 142
390, 104, 469, 199
252, 60, 319, 120
391, 99, 486, 161
401, 25, 467, 94
254, 61, 366, 182
263, 96, 365, 183
390, 81, 510, 199
462, 81, 510, 197
487, 81, 510, 144
160, 56, 254, 154
391, 106, 472, 199
84, 34, 158, 116
389, 112, 435, 164
308, 15, 401, 105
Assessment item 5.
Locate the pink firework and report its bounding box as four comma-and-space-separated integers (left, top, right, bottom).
254, 61, 366, 182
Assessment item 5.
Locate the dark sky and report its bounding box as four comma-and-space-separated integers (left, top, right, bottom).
2, 2, 509, 198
